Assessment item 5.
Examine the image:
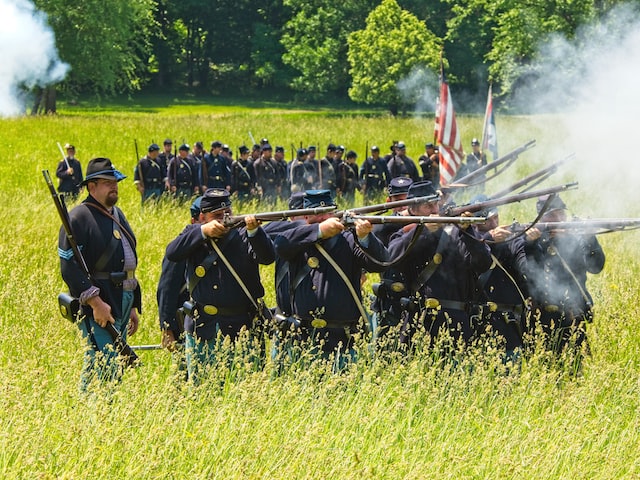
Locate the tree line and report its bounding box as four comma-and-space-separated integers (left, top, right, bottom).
33, 0, 633, 114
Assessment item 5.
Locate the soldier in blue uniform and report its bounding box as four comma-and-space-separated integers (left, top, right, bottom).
158, 139, 175, 190
360, 145, 390, 201
230, 145, 256, 199
165, 188, 275, 382
388, 181, 492, 349
254, 144, 279, 202
157, 197, 202, 352
472, 195, 530, 361
168, 144, 198, 201
273, 190, 389, 368
370, 177, 417, 346
134, 143, 165, 202
387, 142, 420, 182
524, 195, 605, 356
55, 143, 83, 199
205, 140, 231, 190
58, 157, 141, 390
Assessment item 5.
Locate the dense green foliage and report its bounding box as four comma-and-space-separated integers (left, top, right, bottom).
29, 0, 638, 109
1, 102, 639, 477
347, 0, 441, 114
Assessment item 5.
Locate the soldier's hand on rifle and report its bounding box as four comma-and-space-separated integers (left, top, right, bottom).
202, 219, 229, 239
87, 296, 115, 328
354, 218, 373, 240
526, 227, 542, 242
319, 217, 344, 238
245, 215, 259, 231
459, 211, 474, 230
136, 183, 144, 194
490, 226, 512, 242
66, 167, 74, 175
161, 329, 177, 351
128, 308, 139, 336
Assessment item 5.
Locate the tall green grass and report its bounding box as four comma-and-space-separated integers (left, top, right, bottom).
0, 104, 638, 478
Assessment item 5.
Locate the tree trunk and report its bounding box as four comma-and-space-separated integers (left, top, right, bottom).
44, 86, 57, 114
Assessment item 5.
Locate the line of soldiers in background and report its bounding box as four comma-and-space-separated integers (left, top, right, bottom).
133, 137, 489, 204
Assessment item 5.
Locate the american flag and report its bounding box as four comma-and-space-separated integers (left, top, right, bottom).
435, 62, 464, 186
481, 84, 499, 161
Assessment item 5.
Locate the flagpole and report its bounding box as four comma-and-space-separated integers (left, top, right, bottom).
481, 83, 498, 161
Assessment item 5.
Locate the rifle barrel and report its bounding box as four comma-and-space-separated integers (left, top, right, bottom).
336, 194, 440, 217
489, 154, 573, 199
446, 182, 578, 217
344, 214, 486, 225
513, 218, 640, 233
454, 139, 536, 186
224, 206, 337, 227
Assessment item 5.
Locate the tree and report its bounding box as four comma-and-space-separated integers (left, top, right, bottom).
281, 0, 376, 96
347, 0, 441, 114
37, 0, 156, 97
485, 0, 596, 101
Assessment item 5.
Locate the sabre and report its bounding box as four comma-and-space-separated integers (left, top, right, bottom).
56, 142, 70, 169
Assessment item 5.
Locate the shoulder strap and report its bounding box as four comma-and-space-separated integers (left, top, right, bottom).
315, 242, 369, 323
85, 203, 136, 248
209, 236, 260, 312
411, 226, 452, 293
188, 230, 236, 292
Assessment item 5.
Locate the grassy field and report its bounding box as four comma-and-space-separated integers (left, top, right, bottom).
0, 98, 639, 479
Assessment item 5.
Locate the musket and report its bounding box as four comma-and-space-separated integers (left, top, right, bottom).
342, 214, 486, 226
223, 206, 338, 228
443, 182, 579, 217
56, 142, 70, 169
43, 170, 139, 366
454, 139, 536, 187
134, 139, 144, 192
248, 131, 256, 146
489, 154, 573, 199
510, 218, 640, 235
335, 194, 440, 217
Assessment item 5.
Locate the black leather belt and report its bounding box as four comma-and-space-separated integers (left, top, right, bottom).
299, 317, 356, 329
193, 302, 253, 317
422, 298, 468, 311
93, 271, 135, 281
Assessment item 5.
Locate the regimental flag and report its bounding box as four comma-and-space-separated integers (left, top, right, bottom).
435, 62, 464, 186
481, 83, 499, 161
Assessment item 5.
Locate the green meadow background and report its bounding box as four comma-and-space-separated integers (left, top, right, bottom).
0, 97, 638, 479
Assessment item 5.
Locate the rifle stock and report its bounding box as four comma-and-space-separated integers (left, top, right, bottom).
43, 170, 138, 366
444, 182, 579, 217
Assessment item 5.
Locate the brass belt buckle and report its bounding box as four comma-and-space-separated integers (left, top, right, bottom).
487, 302, 498, 313
425, 298, 440, 309
390, 282, 405, 293
203, 305, 218, 315
311, 318, 327, 328
545, 304, 559, 313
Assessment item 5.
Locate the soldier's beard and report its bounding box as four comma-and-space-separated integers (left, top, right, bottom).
105, 192, 118, 207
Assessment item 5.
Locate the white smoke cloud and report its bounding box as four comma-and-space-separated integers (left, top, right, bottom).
511, 3, 640, 217
0, 0, 68, 117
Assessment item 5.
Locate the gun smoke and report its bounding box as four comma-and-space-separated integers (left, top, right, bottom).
0, 0, 68, 117
509, 3, 640, 218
